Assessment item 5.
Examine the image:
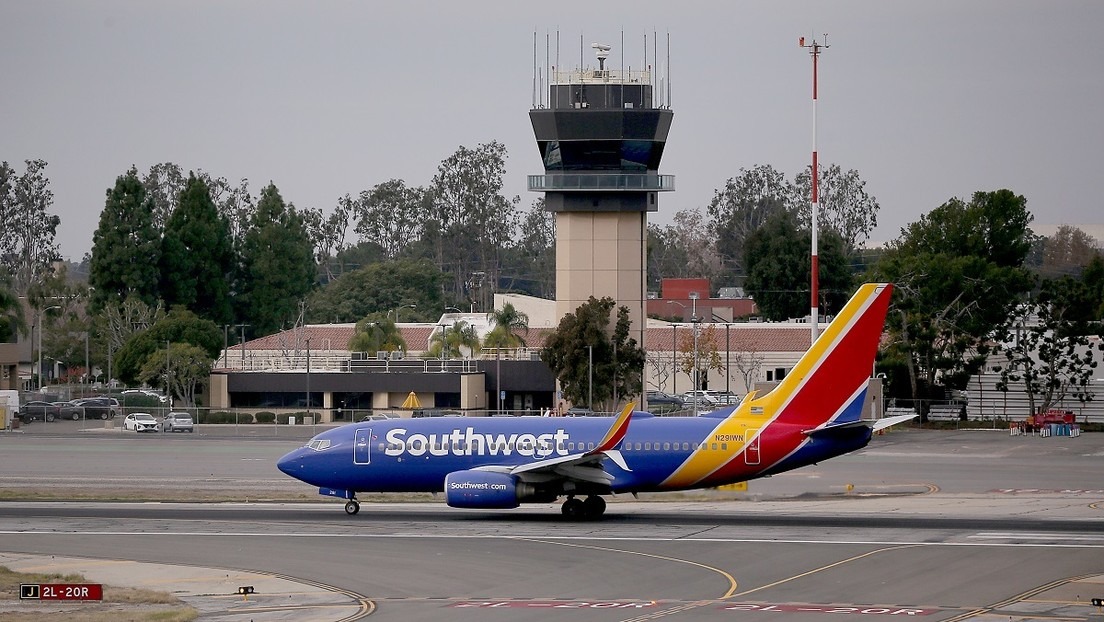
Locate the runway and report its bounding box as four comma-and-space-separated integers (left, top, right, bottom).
1, 428, 1102, 620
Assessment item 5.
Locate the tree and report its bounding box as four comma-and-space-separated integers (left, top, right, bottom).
159, 173, 235, 325
305, 258, 443, 324
142, 162, 185, 231
347, 316, 407, 354
499, 198, 555, 298
137, 342, 212, 406
706, 164, 790, 279
114, 308, 221, 386
429, 320, 481, 359
0, 159, 61, 295
540, 297, 645, 410
744, 211, 852, 320
429, 142, 521, 303
996, 277, 1103, 415
89, 167, 161, 310
871, 189, 1035, 401
676, 324, 725, 392
0, 272, 25, 342
484, 302, 529, 348
352, 179, 429, 261
238, 183, 316, 335
1034, 225, 1101, 279
791, 164, 880, 254
305, 197, 352, 284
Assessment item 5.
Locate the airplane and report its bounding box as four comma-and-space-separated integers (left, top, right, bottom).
277, 283, 915, 518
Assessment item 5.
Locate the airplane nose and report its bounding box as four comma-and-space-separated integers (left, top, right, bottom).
277, 449, 303, 478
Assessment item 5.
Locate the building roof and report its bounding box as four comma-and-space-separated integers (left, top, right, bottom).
227, 322, 817, 356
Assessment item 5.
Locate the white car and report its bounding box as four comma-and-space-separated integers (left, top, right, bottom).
123, 412, 161, 433
681, 390, 720, 406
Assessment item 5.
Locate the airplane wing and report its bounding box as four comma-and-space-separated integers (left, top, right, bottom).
473, 402, 635, 485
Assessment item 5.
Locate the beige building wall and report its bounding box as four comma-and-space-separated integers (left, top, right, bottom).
556, 211, 648, 350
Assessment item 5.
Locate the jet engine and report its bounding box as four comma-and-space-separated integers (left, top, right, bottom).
444, 470, 539, 509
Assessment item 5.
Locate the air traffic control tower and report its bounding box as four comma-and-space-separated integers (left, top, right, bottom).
529, 42, 674, 349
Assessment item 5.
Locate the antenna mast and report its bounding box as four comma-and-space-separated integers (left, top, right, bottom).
800, 33, 828, 344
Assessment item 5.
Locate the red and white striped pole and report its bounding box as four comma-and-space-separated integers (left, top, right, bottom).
800, 34, 828, 344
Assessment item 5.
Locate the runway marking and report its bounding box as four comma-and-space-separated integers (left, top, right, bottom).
4, 530, 1104, 549
719, 603, 937, 615
968, 532, 1104, 542
732, 544, 921, 598
517, 537, 740, 598
937, 574, 1100, 622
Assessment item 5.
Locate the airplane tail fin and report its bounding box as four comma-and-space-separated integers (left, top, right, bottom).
743, 283, 894, 429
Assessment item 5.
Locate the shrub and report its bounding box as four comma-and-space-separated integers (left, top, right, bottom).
254, 411, 276, 424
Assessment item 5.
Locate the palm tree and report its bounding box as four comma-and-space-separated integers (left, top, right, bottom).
430, 320, 481, 359
485, 302, 529, 348
347, 316, 407, 353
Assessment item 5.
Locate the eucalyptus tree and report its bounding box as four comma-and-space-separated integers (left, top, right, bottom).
0, 159, 61, 295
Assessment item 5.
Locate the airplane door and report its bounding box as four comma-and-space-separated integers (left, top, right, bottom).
354, 428, 371, 465
745, 428, 761, 465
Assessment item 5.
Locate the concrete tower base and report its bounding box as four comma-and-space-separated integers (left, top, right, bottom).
555, 211, 647, 345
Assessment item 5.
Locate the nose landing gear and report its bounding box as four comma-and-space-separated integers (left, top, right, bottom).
344, 497, 360, 515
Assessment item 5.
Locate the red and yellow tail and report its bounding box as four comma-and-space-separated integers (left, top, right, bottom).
662, 283, 894, 488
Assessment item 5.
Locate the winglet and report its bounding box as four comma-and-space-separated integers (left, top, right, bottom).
590, 402, 635, 454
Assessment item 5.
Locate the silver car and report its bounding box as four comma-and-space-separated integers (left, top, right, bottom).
163, 412, 194, 433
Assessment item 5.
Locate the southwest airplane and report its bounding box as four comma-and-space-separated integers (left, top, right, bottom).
277, 283, 914, 518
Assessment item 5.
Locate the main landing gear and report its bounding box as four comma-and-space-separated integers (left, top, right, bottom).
344, 497, 360, 515
561, 495, 606, 519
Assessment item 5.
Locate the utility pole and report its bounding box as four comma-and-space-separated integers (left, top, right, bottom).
800, 33, 829, 345
235, 324, 250, 370
689, 292, 700, 418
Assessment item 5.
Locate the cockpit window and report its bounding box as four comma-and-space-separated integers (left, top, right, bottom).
307, 439, 331, 451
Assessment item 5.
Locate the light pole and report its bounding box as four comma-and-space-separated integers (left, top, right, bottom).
235, 324, 250, 370
587, 345, 593, 412
390, 304, 417, 322
37, 305, 61, 392
305, 337, 311, 424
713, 312, 731, 397
689, 292, 700, 418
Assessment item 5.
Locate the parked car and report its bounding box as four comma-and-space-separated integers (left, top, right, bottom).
708, 391, 740, 405
163, 412, 194, 433
56, 401, 87, 421
646, 391, 685, 406
680, 390, 720, 406
19, 400, 60, 423
123, 412, 160, 433
72, 397, 119, 420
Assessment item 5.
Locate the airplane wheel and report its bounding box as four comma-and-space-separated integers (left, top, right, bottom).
583, 495, 606, 517
345, 500, 360, 515
561, 497, 584, 518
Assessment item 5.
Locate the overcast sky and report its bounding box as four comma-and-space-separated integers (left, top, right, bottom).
4, 1, 1102, 261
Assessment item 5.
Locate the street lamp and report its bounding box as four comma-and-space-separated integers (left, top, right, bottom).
587, 345, 593, 412
688, 292, 701, 418
667, 300, 687, 398
390, 304, 417, 322
37, 305, 61, 391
